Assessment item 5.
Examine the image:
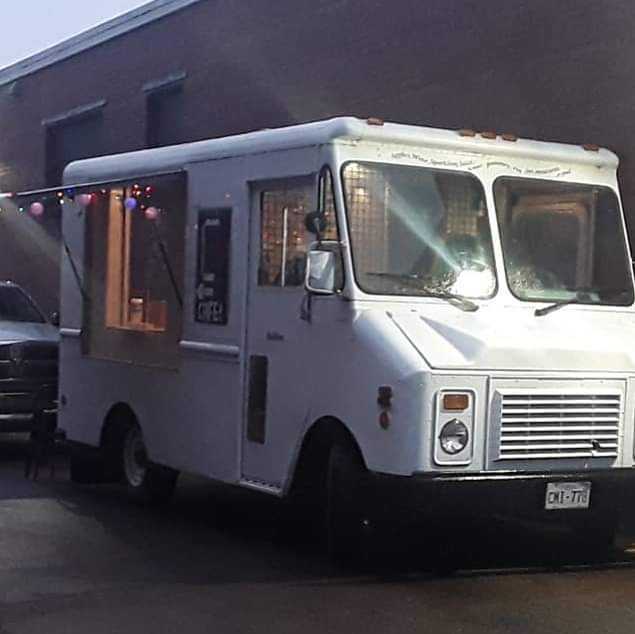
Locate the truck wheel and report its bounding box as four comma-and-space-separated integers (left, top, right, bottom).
121, 424, 178, 504
325, 441, 370, 564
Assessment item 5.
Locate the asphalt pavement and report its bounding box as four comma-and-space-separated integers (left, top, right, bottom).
2, 436, 635, 634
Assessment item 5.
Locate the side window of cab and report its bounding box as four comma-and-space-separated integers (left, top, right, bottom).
258, 174, 338, 288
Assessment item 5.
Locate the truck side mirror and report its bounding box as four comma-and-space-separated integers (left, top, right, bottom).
49, 311, 60, 327
304, 210, 327, 238
305, 250, 336, 295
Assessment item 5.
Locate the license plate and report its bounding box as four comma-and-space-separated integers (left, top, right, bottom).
545, 481, 591, 510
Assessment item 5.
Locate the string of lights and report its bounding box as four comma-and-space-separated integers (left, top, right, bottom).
1, 183, 161, 221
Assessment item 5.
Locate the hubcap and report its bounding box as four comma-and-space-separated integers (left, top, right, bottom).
123, 427, 147, 488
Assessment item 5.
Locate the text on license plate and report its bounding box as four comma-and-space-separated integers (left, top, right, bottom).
545, 481, 591, 510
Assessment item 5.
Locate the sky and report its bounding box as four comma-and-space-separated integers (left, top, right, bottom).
0, 1, 151, 69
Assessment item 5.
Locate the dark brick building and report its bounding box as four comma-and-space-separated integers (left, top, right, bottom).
0, 0, 633, 311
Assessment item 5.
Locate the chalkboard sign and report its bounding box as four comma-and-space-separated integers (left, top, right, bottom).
195, 208, 231, 325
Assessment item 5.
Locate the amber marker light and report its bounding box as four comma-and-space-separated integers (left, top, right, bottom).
443, 393, 469, 412
379, 411, 391, 430
377, 386, 393, 409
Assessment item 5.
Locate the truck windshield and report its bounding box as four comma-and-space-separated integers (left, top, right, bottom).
0, 286, 45, 323
342, 162, 497, 299
494, 178, 634, 306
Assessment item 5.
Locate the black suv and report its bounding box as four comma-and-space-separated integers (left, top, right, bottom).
0, 282, 58, 434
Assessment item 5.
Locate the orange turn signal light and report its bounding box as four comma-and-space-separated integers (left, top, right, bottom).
443, 393, 469, 411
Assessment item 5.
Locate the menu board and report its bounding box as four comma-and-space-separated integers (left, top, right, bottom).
195, 208, 231, 325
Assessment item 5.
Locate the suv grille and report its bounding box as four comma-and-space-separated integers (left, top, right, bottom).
498, 393, 621, 460
0, 341, 57, 380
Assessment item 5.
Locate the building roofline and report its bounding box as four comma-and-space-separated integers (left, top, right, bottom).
0, 0, 201, 87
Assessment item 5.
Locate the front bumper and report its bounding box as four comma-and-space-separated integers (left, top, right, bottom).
0, 413, 39, 433
0, 381, 57, 433
370, 468, 635, 524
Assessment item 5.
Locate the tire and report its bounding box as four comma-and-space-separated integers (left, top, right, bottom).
325, 441, 371, 564
280, 441, 327, 547
121, 424, 178, 504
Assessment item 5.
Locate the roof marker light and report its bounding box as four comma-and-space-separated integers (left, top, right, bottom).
501, 133, 518, 142
458, 129, 477, 137
480, 131, 497, 140
582, 143, 600, 152
367, 117, 384, 126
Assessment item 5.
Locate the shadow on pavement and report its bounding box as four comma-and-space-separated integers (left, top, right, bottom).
1, 437, 635, 584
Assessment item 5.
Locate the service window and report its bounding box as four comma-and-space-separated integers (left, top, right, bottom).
83, 173, 187, 367
195, 208, 231, 325
258, 176, 338, 287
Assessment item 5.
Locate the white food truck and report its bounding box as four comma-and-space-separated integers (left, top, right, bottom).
55, 117, 635, 556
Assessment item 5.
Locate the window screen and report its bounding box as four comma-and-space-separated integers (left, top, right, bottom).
342, 162, 496, 298
494, 178, 634, 305
258, 177, 338, 287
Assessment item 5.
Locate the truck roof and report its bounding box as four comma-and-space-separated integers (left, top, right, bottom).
63, 117, 618, 185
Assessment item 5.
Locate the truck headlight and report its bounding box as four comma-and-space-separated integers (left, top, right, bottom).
434, 390, 475, 466
439, 419, 469, 455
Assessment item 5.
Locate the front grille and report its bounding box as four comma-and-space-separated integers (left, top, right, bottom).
0, 383, 57, 415
19, 342, 58, 361
498, 392, 621, 460
0, 341, 57, 380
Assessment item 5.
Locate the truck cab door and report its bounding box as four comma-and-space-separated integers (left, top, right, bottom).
241, 175, 336, 490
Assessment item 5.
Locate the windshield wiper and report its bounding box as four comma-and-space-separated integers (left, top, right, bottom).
367, 272, 479, 312
534, 298, 585, 317
535, 289, 596, 317
425, 289, 479, 312
535, 287, 631, 317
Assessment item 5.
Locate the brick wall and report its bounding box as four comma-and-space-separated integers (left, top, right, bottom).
0, 0, 633, 311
